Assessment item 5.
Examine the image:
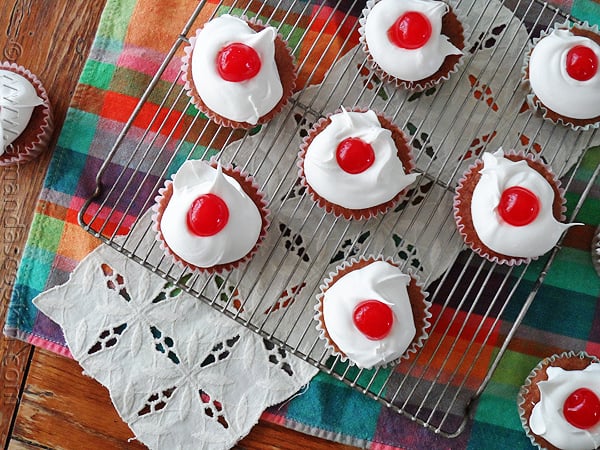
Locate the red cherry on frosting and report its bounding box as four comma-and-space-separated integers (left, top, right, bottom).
216, 43, 261, 82
497, 186, 540, 227
387, 11, 432, 50
336, 137, 376, 174
566, 45, 598, 82
187, 193, 229, 237
563, 388, 600, 430
352, 300, 394, 340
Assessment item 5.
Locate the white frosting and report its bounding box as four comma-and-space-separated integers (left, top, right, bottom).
160, 160, 262, 268
0, 69, 44, 155
322, 261, 417, 369
529, 29, 600, 120
303, 110, 418, 210
469, 149, 574, 259
529, 364, 600, 450
363, 0, 463, 82
190, 14, 283, 124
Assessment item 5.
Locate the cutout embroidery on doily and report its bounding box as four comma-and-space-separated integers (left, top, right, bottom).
280, 178, 307, 203
329, 230, 371, 265
357, 63, 390, 101
278, 222, 311, 263
468, 74, 500, 112
405, 122, 436, 160
213, 275, 244, 312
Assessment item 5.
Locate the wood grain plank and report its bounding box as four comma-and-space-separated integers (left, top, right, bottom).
1, 1, 355, 448
13, 350, 146, 450
0, 0, 106, 447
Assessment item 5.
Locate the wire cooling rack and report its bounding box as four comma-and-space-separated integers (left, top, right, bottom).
79, 0, 600, 438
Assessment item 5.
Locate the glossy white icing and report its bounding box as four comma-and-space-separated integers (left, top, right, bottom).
529, 364, 600, 450
529, 29, 600, 120
363, 0, 463, 82
322, 260, 417, 369
190, 14, 283, 124
303, 109, 418, 210
0, 69, 44, 154
470, 149, 574, 258
160, 160, 262, 268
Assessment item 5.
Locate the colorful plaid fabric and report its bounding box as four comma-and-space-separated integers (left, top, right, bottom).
4, 0, 599, 448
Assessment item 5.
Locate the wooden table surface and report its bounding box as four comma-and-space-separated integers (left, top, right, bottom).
0, 2, 357, 449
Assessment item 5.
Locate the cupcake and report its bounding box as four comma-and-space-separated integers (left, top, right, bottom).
523, 23, 600, 131
298, 108, 419, 220
518, 351, 600, 450
181, 14, 296, 129
314, 256, 431, 369
152, 159, 269, 273
359, 0, 465, 91
453, 148, 577, 265
0, 62, 53, 166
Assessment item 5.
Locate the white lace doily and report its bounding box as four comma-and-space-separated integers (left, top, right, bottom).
33, 235, 317, 450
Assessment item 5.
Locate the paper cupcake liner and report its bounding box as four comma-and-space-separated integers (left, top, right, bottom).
151, 159, 270, 274
314, 255, 432, 370
453, 149, 568, 266
0, 62, 53, 166
358, 0, 468, 92
593, 226, 600, 277
297, 107, 417, 220
517, 351, 600, 450
181, 15, 297, 129
521, 21, 600, 132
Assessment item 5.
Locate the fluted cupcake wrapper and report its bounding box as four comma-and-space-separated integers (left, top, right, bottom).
0, 62, 53, 166
593, 226, 600, 277
181, 15, 297, 129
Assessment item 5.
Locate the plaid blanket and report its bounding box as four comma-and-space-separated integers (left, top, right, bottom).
5, 0, 599, 448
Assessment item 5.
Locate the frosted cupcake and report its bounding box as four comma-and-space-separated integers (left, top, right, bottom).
593, 226, 600, 277
0, 62, 53, 166
298, 108, 418, 220
523, 23, 600, 130
359, 0, 465, 91
152, 159, 269, 273
181, 14, 296, 129
314, 256, 431, 369
453, 149, 578, 265
518, 351, 600, 450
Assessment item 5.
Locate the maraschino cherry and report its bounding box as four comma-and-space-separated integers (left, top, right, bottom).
336, 137, 375, 174
388, 11, 432, 50
353, 300, 394, 340
566, 45, 598, 82
216, 43, 261, 82
563, 387, 600, 430
497, 186, 540, 227
187, 193, 229, 237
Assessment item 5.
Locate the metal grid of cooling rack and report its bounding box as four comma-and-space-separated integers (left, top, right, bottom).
79, 0, 600, 438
